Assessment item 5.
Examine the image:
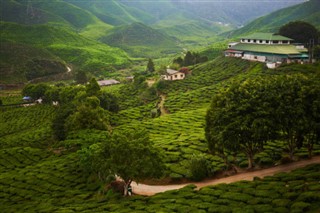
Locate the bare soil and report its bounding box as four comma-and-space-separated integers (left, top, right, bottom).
132, 156, 320, 196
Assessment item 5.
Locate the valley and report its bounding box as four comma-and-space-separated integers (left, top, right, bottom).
1, 0, 320, 212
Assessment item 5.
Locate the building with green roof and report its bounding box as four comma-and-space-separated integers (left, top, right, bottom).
225, 33, 309, 68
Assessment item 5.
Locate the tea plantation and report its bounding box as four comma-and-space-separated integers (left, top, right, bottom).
1, 57, 320, 212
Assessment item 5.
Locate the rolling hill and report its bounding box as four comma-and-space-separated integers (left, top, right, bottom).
100, 22, 181, 58
0, 0, 308, 83
228, 0, 320, 37
0, 22, 130, 83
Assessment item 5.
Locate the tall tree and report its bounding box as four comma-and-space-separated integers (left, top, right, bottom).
279, 21, 319, 45
22, 83, 50, 99
75, 70, 88, 84
206, 78, 277, 168
300, 80, 320, 158
146, 58, 155, 73
184, 51, 195, 66
86, 78, 100, 96
102, 128, 165, 196
65, 96, 110, 132
272, 75, 309, 160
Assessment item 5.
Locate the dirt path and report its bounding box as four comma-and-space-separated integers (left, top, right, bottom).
159, 94, 169, 116
147, 79, 155, 87
132, 156, 320, 196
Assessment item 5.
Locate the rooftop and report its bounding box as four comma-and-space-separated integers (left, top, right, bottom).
241, 33, 293, 41
228, 43, 307, 55
166, 69, 179, 75
97, 79, 120, 86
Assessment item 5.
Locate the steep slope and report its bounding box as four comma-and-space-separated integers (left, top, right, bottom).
229, 0, 320, 37
152, 13, 232, 46
64, 0, 154, 26
100, 22, 181, 58
1, 0, 113, 40
0, 0, 70, 27
0, 22, 130, 83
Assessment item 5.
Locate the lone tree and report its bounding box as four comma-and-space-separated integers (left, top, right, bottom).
146, 58, 155, 73
278, 21, 319, 45
102, 127, 165, 196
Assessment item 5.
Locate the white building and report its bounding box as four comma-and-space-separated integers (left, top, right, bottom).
161, 69, 185, 81
225, 33, 309, 68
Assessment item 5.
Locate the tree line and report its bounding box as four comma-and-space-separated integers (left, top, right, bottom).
205, 74, 320, 168
21, 79, 164, 195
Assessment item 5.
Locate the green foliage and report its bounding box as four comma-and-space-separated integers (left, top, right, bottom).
86, 78, 101, 97
77, 143, 111, 181
0, 22, 130, 83
206, 73, 320, 167
22, 83, 50, 99
146, 58, 155, 72
75, 70, 88, 84
52, 104, 75, 141
205, 77, 277, 168
188, 154, 211, 181
279, 21, 319, 44
102, 128, 165, 185
65, 97, 110, 132
97, 91, 119, 112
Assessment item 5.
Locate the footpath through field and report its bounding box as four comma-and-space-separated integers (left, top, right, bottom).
132, 156, 320, 196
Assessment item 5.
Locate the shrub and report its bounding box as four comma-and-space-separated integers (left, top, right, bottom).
188, 154, 209, 181
272, 199, 291, 207
290, 202, 311, 212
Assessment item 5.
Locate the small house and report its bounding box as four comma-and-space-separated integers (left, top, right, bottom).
161, 69, 185, 81
97, 79, 120, 87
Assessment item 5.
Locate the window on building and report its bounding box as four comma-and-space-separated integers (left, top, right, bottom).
254, 56, 258, 59
180, 74, 183, 78
248, 39, 251, 42
175, 75, 177, 78
273, 40, 279, 44
253, 39, 256, 43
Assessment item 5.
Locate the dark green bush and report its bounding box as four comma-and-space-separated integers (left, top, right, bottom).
290, 201, 311, 212
188, 154, 209, 181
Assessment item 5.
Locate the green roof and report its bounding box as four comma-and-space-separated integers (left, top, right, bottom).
229, 43, 305, 55
241, 33, 293, 41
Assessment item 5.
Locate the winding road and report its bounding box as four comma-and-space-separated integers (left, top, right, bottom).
132, 156, 320, 196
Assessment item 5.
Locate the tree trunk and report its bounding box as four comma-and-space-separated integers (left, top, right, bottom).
247, 152, 254, 169
123, 180, 132, 196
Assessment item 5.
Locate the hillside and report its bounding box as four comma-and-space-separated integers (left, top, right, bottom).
228, 0, 320, 37
100, 22, 181, 58
0, 22, 130, 83
1, 57, 320, 212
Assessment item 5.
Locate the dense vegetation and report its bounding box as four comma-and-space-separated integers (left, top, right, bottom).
1, 1, 320, 211
206, 75, 320, 168
1, 55, 320, 211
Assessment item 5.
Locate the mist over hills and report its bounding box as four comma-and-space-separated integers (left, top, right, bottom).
229, 0, 320, 37
1, 0, 315, 83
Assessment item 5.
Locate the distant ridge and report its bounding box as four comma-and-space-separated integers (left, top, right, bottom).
228, 0, 320, 37
100, 22, 181, 57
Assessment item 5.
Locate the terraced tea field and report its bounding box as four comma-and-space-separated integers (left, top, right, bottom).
1, 57, 319, 212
